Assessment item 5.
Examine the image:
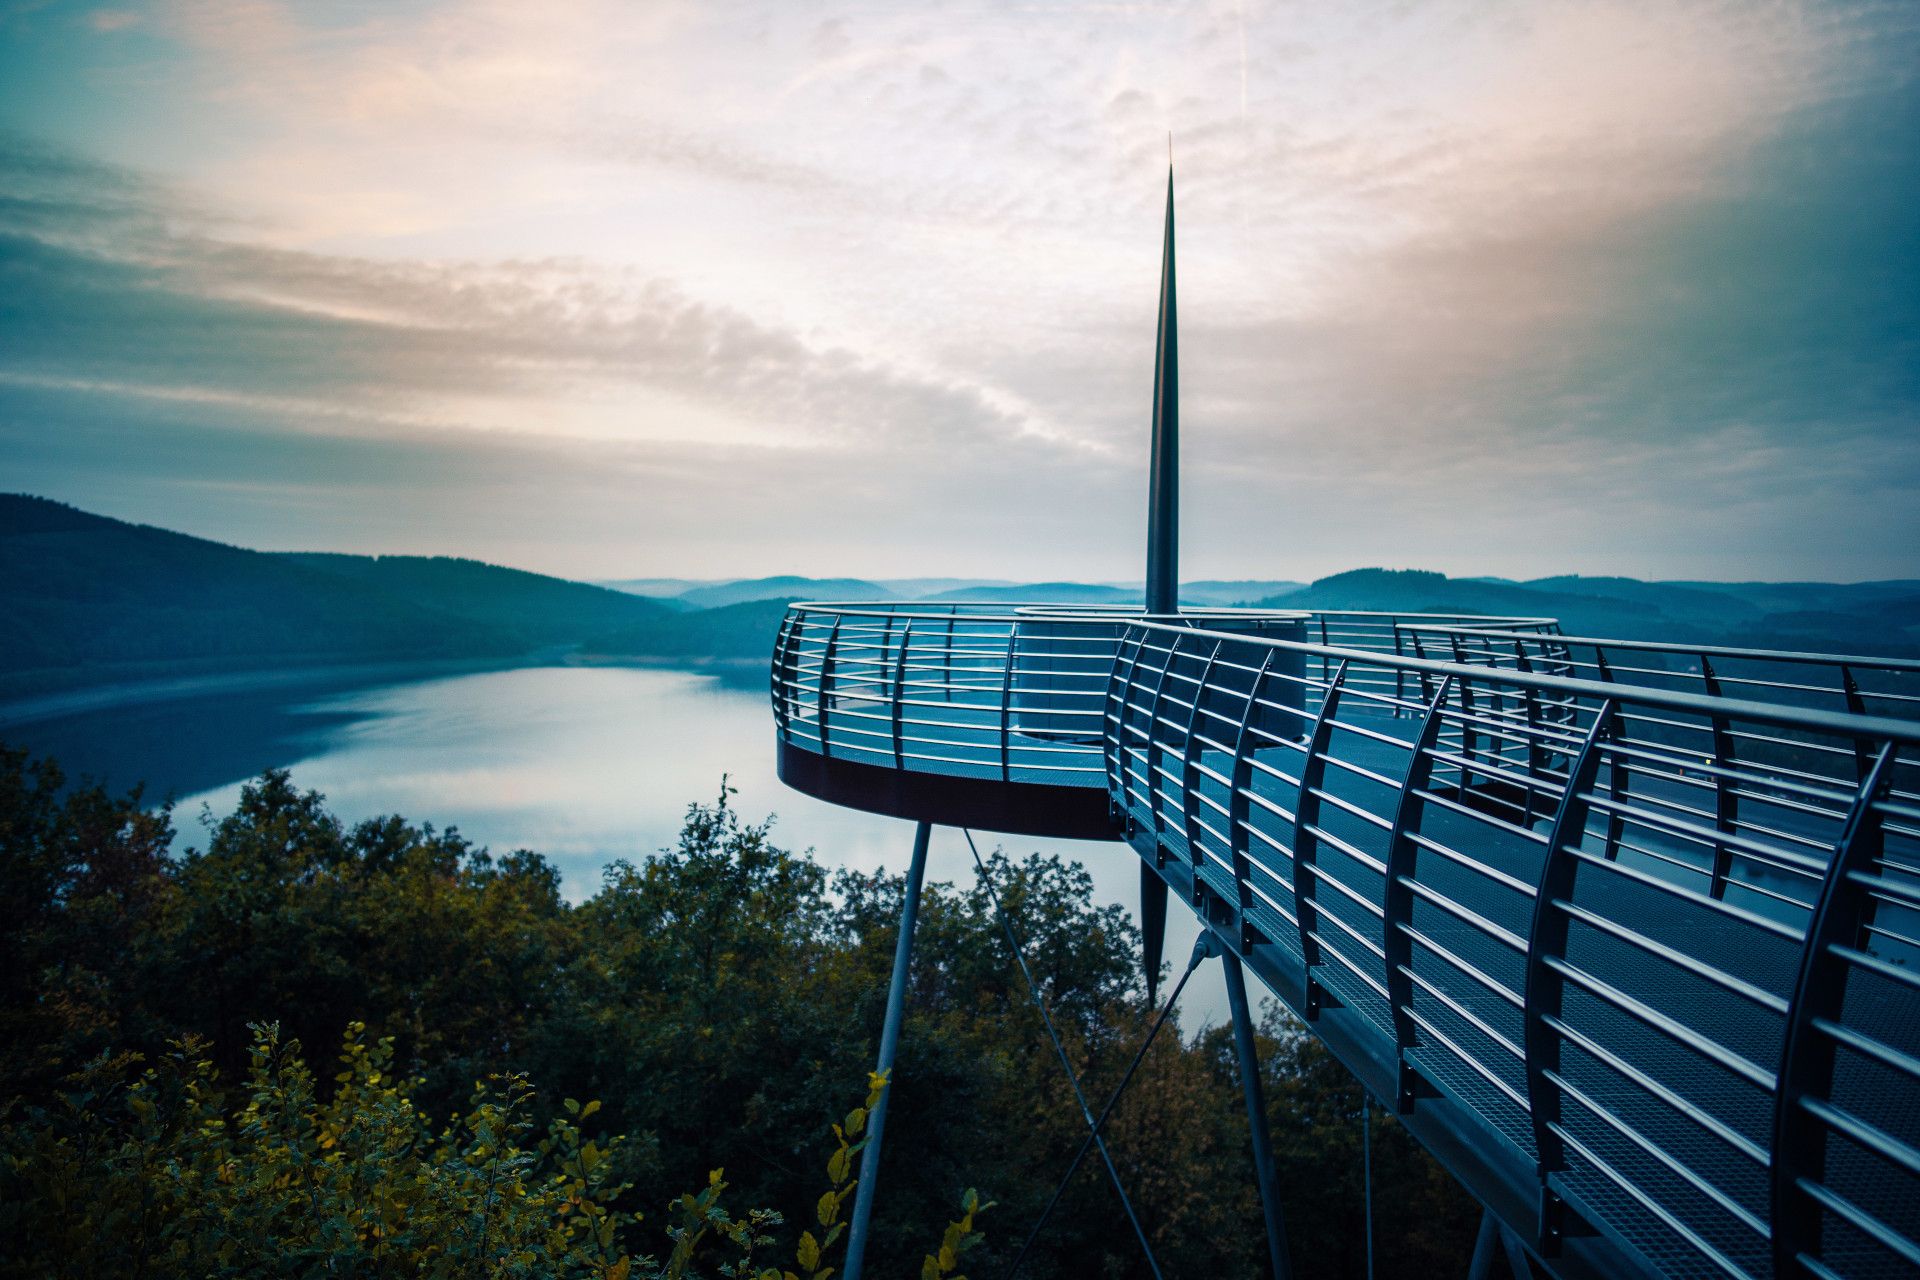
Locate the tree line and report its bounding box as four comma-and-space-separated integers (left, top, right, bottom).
0, 746, 1481, 1277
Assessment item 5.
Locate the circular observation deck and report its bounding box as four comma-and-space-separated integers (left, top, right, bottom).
768, 602, 1558, 839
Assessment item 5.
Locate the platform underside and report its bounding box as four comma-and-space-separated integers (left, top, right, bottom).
776, 739, 1121, 841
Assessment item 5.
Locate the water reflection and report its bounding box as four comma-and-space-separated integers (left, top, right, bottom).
2, 665, 1219, 1025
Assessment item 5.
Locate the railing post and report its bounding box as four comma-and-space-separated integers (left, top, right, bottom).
1145, 630, 1181, 841
1224, 950, 1293, 1280
771, 611, 797, 739
818, 615, 843, 760
1522, 698, 1618, 1252
1228, 649, 1280, 952
999, 624, 1020, 782
1106, 625, 1146, 815
1291, 660, 1350, 1017
1840, 665, 1872, 779
843, 819, 934, 1280
891, 621, 913, 769
1698, 656, 1739, 899
1181, 639, 1226, 892
1771, 743, 1896, 1280
1384, 675, 1455, 1112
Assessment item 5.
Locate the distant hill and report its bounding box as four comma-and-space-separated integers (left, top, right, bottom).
583, 598, 793, 664
597, 577, 717, 599
1182, 580, 1305, 607
0, 495, 664, 699
675, 576, 890, 609
925, 582, 1143, 604
1258, 568, 1920, 655
278, 553, 669, 651
875, 578, 1015, 598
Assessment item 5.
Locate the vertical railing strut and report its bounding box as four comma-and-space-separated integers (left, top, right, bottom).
890, 620, 913, 769
1228, 648, 1281, 952
1291, 660, 1351, 1016
1699, 656, 1739, 899
1771, 742, 1896, 1280
998, 624, 1019, 782
1522, 698, 1619, 1252
818, 615, 844, 760
770, 611, 797, 740
1383, 674, 1456, 1111
1180, 639, 1226, 889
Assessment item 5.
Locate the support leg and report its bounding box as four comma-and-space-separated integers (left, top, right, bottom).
843, 820, 932, 1280
1141, 864, 1168, 1005
1467, 1210, 1498, 1280
1224, 951, 1292, 1280
1498, 1224, 1537, 1280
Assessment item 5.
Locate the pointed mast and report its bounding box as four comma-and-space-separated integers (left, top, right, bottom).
1141, 162, 1177, 1007
1145, 163, 1179, 617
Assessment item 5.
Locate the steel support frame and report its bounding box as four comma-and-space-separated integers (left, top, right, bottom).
1225, 950, 1293, 1280
843, 819, 933, 1280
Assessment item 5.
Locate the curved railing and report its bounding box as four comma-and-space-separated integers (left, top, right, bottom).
1108, 619, 1919, 1280
770, 603, 1920, 1280
1400, 624, 1920, 721
770, 603, 1558, 787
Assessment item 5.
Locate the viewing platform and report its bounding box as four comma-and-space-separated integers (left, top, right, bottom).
772, 599, 1920, 1280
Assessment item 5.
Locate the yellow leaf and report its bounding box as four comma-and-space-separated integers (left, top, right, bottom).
797, 1231, 821, 1272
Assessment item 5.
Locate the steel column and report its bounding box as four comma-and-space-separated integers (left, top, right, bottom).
1225, 950, 1293, 1280
843, 819, 933, 1280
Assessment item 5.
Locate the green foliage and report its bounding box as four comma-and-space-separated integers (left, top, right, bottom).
0, 747, 1484, 1278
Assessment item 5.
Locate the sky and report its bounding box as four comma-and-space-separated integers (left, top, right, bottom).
1, 0, 1916, 583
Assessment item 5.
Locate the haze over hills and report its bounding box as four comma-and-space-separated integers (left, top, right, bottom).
674, 575, 892, 610
4, 495, 1915, 708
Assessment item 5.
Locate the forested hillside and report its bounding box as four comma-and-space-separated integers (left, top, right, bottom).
0, 496, 665, 698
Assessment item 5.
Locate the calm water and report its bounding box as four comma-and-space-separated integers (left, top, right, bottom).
4, 665, 1227, 1025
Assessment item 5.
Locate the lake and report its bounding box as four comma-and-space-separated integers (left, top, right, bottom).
3, 664, 1228, 1026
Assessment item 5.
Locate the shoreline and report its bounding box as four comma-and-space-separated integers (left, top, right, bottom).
0, 652, 772, 729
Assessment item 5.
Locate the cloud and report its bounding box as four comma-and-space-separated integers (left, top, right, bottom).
0, 1, 1915, 580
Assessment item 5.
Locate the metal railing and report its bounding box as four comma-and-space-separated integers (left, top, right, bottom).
771, 604, 1560, 785
1107, 619, 1920, 1280
1400, 625, 1920, 722
771, 602, 1920, 1280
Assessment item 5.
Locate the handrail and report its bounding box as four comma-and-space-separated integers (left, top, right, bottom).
1398, 624, 1920, 675
1118, 617, 1920, 744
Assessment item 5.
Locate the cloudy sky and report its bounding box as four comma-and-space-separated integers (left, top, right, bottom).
1, 0, 1915, 582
